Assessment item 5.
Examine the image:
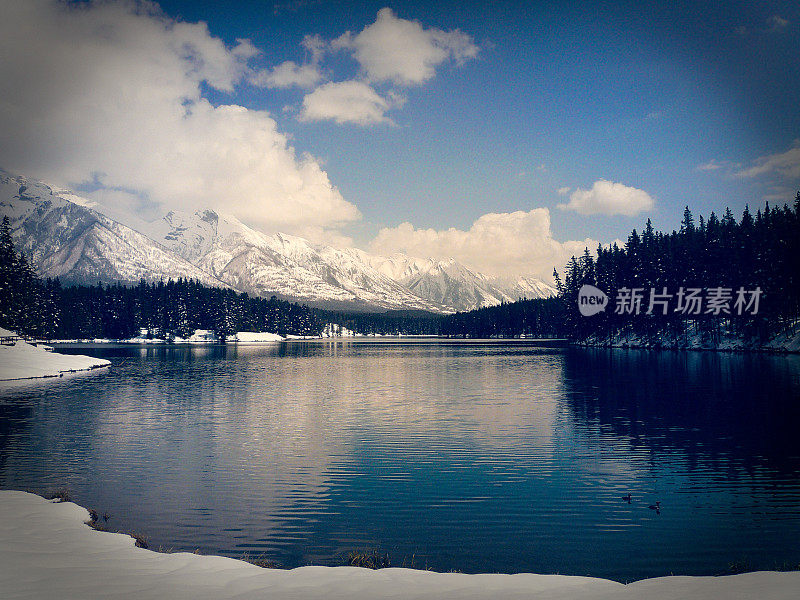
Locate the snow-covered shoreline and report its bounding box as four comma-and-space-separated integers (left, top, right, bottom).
0, 328, 110, 381
574, 327, 800, 354
1, 491, 798, 599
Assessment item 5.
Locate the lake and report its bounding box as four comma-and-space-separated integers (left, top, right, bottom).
1, 340, 799, 582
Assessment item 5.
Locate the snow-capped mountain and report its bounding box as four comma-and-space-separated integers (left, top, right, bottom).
153, 210, 556, 312
1, 170, 556, 313
0, 172, 227, 288
366, 254, 557, 311
152, 209, 448, 312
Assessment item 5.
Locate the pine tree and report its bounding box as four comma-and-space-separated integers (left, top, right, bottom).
0, 217, 15, 326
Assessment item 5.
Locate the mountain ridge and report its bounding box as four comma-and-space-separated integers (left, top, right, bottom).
1, 171, 555, 313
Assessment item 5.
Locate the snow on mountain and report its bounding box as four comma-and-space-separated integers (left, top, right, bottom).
364, 254, 557, 312
1, 170, 555, 313
153, 209, 555, 313
0, 171, 227, 288
492, 275, 558, 302
153, 210, 449, 312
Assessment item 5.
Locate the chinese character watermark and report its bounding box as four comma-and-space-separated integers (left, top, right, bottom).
578, 286, 762, 316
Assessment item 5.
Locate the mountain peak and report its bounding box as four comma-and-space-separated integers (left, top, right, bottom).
199, 209, 218, 224
2, 170, 555, 313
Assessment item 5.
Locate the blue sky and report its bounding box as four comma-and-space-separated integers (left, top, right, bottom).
162, 0, 799, 235
1, 0, 798, 279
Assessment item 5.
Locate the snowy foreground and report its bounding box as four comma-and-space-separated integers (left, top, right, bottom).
1, 492, 798, 600
0, 329, 110, 381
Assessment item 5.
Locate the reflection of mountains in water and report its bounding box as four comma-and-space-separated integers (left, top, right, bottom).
561, 348, 800, 476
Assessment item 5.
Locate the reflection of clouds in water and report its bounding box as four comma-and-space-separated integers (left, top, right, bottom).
8, 342, 800, 575
92, 343, 573, 541
242, 343, 569, 450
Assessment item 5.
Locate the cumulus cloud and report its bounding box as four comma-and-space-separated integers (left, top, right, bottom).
557, 180, 655, 216
0, 0, 360, 238
299, 81, 403, 125
251, 60, 323, 89
251, 33, 329, 89
736, 141, 800, 180
557, 186, 571, 195
332, 7, 479, 86
369, 209, 597, 281
275, 8, 478, 126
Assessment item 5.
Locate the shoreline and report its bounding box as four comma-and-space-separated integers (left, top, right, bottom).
570, 341, 800, 355
0, 362, 110, 382
0, 330, 111, 382
1, 490, 799, 599
568, 327, 800, 355
48, 336, 800, 355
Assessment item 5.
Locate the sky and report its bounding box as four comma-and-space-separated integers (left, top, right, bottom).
0, 0, 798, 281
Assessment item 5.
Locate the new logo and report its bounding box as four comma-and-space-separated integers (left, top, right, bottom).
578, 284, 608, 316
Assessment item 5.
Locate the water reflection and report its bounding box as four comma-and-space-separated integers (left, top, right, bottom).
561, 349, 800, 475
1, 342, 799, 580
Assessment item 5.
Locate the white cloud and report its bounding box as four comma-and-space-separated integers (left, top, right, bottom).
301, 33, 327, 61
369, 209, 597, 281
278, 8, 479, 127
251, 60, 323, 89
332, 7, 479, 86
232, 38, 260, 60
299, 80, 401, 125
557, 186, 571, 195
0, 0, 360, 238
557, 180, 655, 216
251, 33, 329, 89
761, 185, 797, 203
736, 141, 800, 180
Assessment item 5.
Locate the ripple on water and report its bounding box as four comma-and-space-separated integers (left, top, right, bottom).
1, 343, 799, 580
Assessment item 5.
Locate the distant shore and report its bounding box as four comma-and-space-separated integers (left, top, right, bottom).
570, 327, 800, 354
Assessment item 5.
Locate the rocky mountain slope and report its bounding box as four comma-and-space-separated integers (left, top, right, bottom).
0, 172, 226, 288
152, 209, 446, 311
1, 171, 555, 312
366, 254, 556, 310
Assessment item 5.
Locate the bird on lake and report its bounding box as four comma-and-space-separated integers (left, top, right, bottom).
648, 501, 661, 514
622, 493, 632, 503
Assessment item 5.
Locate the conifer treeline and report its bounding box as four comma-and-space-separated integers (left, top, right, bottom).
3, 194, 798, 343
0, 217, 52, 336
556, 196, 800, 344
438, 298, 565, 338
0, 216, 321, 339
438, 197, 800, 343
318, 310, 442, 336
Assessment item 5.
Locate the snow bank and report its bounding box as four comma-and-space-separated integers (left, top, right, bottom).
120, 336, 166, 344
187, 329, 219, 344
763, 328, 800, 353
228, 331, 284, 343
1, 492, 799, 600
0, 333, 110, 381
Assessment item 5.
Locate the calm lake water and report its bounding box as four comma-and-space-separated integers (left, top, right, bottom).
2, 340, 800, 581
